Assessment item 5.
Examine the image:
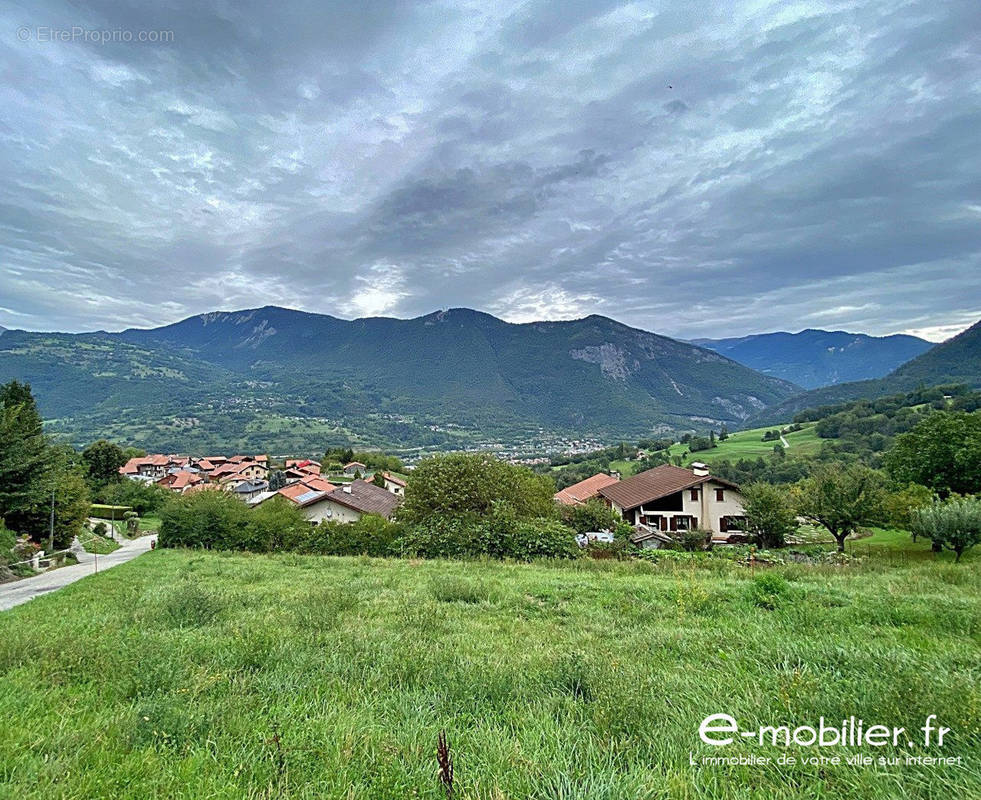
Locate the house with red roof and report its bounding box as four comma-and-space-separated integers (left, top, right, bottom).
554, 473, 620, 506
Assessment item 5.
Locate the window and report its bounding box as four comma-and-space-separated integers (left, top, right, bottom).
690, 488, 699, 501
715, 488, 724, 502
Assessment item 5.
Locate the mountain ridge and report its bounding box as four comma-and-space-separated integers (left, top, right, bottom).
2, 306, 799, 452
747, 318, 981, 425
692, 328, 933, 389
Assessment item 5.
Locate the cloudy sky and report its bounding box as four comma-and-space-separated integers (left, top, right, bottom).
1, 0, 979, 341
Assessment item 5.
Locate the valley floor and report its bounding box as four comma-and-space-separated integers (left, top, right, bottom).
0, 549, 979, 799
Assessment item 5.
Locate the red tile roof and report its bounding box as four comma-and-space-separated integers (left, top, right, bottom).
278, 478, 335, 502
554, 473, 619, 506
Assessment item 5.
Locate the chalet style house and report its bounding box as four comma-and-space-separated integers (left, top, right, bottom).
596, 463, 746, 547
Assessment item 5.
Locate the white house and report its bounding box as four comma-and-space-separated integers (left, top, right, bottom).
293, 479, 401, 523
598, 463, 746, 547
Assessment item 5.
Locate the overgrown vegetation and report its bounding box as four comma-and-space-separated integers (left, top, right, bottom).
0, 549, 977, 799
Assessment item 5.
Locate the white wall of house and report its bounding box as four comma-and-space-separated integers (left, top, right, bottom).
618, 481, 745, 534
300, 498, 362, 524
383, 478, 404, 496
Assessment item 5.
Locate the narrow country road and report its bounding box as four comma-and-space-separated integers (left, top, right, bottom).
780, 434, 790, 448
0, 534, 156, 612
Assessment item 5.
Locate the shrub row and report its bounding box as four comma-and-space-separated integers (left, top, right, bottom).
157, 491, 584, 561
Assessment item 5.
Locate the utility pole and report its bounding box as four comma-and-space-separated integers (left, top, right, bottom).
48, 484, 55, 553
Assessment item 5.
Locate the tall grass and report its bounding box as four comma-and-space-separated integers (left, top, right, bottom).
0, 549, 978, 799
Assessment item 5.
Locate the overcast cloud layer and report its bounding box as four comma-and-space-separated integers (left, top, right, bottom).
1, 0, 979, 341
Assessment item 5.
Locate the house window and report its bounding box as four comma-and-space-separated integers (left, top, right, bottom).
690, 488, 699, 501
715, 488, 725, 502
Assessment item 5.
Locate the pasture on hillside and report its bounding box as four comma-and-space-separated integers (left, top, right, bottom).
608, 423, 822, 477
667, 424, 823, 466
1, 545, 978, 799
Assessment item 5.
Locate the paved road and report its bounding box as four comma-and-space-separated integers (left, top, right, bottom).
0, 534, 156, 612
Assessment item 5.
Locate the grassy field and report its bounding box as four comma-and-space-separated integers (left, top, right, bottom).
1, 547, 979, 799
78, 530, 121, 555
138, 515, 162, 533
667, 424, 823, 466
608, 424, 822, 477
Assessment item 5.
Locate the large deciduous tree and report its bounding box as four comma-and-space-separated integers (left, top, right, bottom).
885, 411, 981, 497
399, 453, 555, 525
796, 463, 886, 552
81, 439, 127, 488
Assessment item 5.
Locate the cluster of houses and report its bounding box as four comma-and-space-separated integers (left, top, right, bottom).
120, 454, 405, 523
555, 462, 748, 547
122, 452, 747, 545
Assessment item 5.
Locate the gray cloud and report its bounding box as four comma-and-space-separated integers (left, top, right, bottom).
0, 0, 979, 341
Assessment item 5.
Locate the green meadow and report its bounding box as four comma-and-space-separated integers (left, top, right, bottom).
1, 544, 979, 799
668, 424, 823, 465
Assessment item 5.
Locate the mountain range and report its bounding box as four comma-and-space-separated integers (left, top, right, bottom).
692, 329, 932, 389
1, 307, 977, 453
748, 319, 981, 425
0, 307, 797, 453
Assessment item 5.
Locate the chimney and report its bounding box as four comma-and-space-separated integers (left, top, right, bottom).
691, 461, 709, 477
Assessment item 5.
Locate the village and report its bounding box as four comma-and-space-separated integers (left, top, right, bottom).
120, 451, 750, 547
119, 453, 406, 525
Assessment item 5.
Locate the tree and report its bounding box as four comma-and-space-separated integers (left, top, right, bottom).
372, 472, 386, 488
740, 482, 797, 549
0, 380, 49, 535
37, 448, 91, 551
268, 470, 287, 491
81, 440, 127, 488
796, 463, 886, 552
719, 424, 729, 441
561, 498, 620, 535
399, 453, 556, 525
910, 497, 981, 562
881, 482, 934, 536
885, 411, 981, 497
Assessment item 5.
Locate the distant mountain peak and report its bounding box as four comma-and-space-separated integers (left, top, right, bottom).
695, 328, 933, 389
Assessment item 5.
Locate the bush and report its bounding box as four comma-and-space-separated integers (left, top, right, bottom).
400, 453, 556, 524
587, 538, 634, 560
93, 521, 108, 537
747, 573, 793, 610
675, 529, 712, 552
99, 480, 172, 515
157, 492, 308, 552
490, 518, 580, 561
245, 497, 312, 551
306, 515, 402, 557
398, 515, 494, 559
